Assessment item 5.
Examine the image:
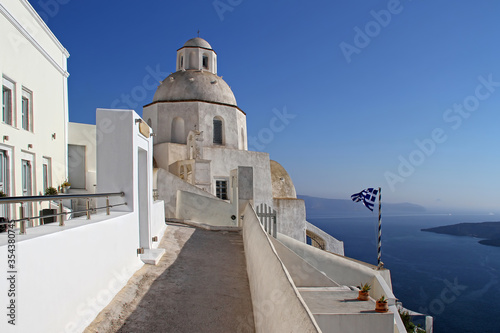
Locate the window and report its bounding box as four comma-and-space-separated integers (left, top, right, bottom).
0, 150, 9, 218
213, 117, 223, 145
42, 157, 51, 192
22, 88, 33, 131
180, 56, 183, 68
22, 160, 32, 196
2, 77, 14, 125
215, 180, 228, 200
22, 159, 32, 216
202, 55, 209, 69
171, 117, 185, 143
0, 150, 8, 194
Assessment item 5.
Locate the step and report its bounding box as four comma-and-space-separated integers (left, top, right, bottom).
298, 288, 394, 333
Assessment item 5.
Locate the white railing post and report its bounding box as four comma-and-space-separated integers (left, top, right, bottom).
86, 199, 91, 220
19, 203, 26, 235
59, 200, 65, 226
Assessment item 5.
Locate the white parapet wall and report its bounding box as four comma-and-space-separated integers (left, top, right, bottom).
0, 108, 166, 332
305, 221, 345, 256
151, 200, 166, 248
0, 212, 144, 333
176, 190, 237, 227
276, 232, 406, 333
242, 203, 321, 333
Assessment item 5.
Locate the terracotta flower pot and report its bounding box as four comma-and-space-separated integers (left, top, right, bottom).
357, 291, 370, 301
375, 301, 389, 313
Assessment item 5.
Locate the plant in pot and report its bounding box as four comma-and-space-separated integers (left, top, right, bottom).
61, 180, 71, 193
375, 295, 389, 313
41, 187, 58, 224
357, 283, 371, 301
44, 187, 58, 195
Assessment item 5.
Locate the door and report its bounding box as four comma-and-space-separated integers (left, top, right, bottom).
68, 144, 86, 189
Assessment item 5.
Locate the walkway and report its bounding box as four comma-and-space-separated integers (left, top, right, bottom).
85, 223, 255, 333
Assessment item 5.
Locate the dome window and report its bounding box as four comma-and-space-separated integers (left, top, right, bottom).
202, 55, 209, 70
213, 117, 224, 145
171, 116, 186, 143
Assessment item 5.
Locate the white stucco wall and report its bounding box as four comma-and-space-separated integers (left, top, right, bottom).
274, 198, 307, 243
95, 108, 157, 255
0, 212, 143, 333
151, 200, 166, 248
277, 233, 392, 290
305, 221, 344, 256
0, 0, 69, 219
156, 167, 217, 218
204, 148, 273, 208
242, 203, 321, 333
144, 101, 246, 150
275, 233, 406, 332
153, 142, 187, 170
176, 190, 237, 226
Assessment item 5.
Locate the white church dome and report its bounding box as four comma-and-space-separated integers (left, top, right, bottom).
182, 37, 212, 49
153, 37, 237, 106
153, 70, 237, 106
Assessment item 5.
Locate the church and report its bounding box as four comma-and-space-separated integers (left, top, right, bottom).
142, 37, 342, 253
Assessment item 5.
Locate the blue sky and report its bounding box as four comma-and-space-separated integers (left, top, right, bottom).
31, 0, 500, 213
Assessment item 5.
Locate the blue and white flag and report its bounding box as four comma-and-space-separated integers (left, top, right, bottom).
351, 188, 378, 211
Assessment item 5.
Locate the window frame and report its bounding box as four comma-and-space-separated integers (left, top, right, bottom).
42, 157, 51, 192
0, 148, 11, 218
213, 117, 224, 145
202, 54, 209, 70
215, 178, 229, 200
2, 77, 15, 126
21, 87, 33, 132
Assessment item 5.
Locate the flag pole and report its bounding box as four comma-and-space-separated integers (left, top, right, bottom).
377, 187, 382, 268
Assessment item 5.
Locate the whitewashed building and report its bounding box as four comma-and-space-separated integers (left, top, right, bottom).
0, 0, 69, 219
143, 37, 343, 253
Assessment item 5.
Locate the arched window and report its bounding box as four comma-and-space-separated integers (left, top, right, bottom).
202, 55, 209, 70
213, 117, 224, 145
171, 117, 185, 144
180, 56, 184, 68
189, 51, 196, 69
147, 118, 152, 127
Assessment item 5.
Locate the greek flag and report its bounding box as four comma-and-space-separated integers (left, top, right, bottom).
351, 188, 378, 211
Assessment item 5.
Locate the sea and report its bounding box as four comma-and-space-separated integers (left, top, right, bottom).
308, 214, 500, 333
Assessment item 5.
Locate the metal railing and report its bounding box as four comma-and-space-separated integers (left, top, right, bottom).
0, 192, 126, 235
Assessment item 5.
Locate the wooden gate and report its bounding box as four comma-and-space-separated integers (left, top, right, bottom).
256, 203, 277, 238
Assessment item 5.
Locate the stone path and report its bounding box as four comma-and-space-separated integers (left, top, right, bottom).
85, 223, 255, 333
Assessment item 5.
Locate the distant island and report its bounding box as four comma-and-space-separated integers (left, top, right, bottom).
422, 222, 500, 247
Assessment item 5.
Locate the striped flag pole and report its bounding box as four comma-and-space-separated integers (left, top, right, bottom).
377, 187, 382, 267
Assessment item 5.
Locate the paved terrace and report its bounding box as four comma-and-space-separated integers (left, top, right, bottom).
85, 223, 255, 333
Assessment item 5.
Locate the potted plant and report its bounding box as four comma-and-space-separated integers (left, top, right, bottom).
61, 180, 71, 193
41, 187, 58, 224
375, 295, 389, 313
44, 187, 58, 195
357, 283, 371, 301
0, 190, 6, 197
